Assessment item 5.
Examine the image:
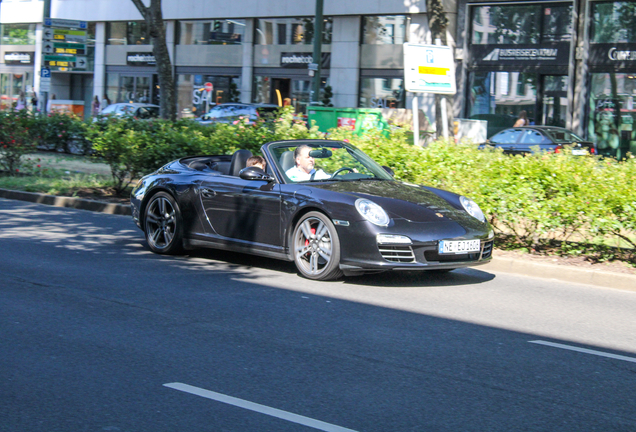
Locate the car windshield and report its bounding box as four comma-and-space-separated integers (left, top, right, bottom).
268, 141, 394, 183
543, 128, 584, 143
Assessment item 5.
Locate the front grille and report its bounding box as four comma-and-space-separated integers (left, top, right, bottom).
379, 245, 416, 263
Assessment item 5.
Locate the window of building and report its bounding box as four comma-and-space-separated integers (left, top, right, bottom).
176, 74, 241, 118
106, 21, 149, 45
177, 19, 245, 45
0, 23, 36, 45
359, 77, 405, 108
471, 4, 572, 45
468, 71, 537, 137
254, 18, 333, 45
0, 72, 33, 111
252, 76, 328, 113
362, 16, 409, 45
591, 1, 636, 43
588, 73, 636, 159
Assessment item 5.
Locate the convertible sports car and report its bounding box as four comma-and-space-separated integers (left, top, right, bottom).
131, 139, 494, 280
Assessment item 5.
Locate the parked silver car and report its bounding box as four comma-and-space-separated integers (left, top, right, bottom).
99, 103, 160, 119
194, 103, 279, 125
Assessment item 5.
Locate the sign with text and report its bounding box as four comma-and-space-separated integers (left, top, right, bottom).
404, 43, 456, 95
469, 42, 570, 67
4, 52, 34, 65
44, 18, 87, 29
44, 55, 87, 71
127, 52, 156, 66
280, 52, 331, 69
43, 41, 86, 56
43, 27, 87, 43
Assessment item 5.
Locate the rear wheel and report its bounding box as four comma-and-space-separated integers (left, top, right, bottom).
292, 212, 343, 281
144, 192, 183, 254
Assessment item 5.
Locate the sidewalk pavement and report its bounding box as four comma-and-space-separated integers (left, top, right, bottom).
1, 187, 634, 292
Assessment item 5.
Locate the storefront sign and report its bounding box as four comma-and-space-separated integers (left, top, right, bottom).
4, 52, 34, 65
280, 52, 330, 69
127, 53, 156, 66
470, 43, 570, 66
589, 44, 636, 66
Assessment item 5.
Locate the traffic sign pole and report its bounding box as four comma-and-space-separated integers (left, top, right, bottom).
41, 0, 51, 115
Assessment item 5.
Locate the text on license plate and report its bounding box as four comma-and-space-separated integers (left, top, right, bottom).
571, 149, 588, 155
439, 239, 481, 254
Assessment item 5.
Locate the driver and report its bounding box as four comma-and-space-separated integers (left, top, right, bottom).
285, 145, 331, 181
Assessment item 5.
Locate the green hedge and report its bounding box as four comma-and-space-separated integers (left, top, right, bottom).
3, 108, 635, 263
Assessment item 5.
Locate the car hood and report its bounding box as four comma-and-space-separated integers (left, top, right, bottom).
309, 180, 482, 226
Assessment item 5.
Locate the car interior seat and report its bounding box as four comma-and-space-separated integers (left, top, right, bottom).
229, 149, 253, 176
279, 151, 295, 172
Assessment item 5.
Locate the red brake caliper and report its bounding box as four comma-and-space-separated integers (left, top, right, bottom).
304, 227, 316, 256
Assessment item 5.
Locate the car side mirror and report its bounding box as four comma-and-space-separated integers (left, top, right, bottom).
382, 166, 394, 177
239, 167, 275, 182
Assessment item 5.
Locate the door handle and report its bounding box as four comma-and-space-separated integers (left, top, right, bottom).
201, 188, 216, 198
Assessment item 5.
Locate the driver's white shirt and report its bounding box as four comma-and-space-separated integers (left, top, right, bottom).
285, 166, 330, 181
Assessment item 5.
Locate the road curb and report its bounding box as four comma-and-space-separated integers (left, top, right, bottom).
0, 188, 131, 216
1, 188, 635, 290
483, 257, 636, 292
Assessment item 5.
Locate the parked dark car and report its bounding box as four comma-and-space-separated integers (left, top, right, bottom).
479, 126, 596, 156
194, 103, 279, 125
131, 139, 494, 281
98, 103, 160, 120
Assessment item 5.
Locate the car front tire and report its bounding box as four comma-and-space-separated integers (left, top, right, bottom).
292, 212, 343, 281
144, 191, 183, 254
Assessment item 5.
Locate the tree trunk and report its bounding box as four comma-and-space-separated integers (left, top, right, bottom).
130, 0, 176, 120
426, 0, 454, 140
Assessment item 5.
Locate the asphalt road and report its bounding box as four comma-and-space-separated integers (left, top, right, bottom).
2, 198, 636, 431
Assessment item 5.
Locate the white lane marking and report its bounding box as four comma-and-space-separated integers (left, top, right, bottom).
163, 382, 359, 432
529, 340, 636, 364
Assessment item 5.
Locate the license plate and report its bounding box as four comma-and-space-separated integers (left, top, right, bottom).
571, 149, 588, 155
439, 239, 481, 254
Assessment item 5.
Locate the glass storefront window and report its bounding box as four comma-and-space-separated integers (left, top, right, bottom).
362, 16, 409, 45
107, 21, 150, 45
588, 73, 636, 159
254, 18, 333, 45
0, 72, 33, 111
252, 76, 328, 113
359, 77, 405, 108
468, 71, 537, 137
177, 19, 245, 45
592, 1, 636, 43
471, 4, 572, 45
0, 23, 36, 45
176, 74, 241, 118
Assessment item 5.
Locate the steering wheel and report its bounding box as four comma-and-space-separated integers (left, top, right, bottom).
331, 167, 354, 178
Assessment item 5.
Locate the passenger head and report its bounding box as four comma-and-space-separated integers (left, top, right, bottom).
246, 155, 266, 170
293, 145, 314, 174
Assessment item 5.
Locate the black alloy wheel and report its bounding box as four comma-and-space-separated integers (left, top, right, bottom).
292, 212, 343, 281
144, 191, 183, 254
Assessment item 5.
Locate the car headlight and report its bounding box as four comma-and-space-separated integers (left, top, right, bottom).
355, 199, 390, 226
460, 196, 486, 222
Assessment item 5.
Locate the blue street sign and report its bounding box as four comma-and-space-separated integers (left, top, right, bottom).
40, 67, 51, 78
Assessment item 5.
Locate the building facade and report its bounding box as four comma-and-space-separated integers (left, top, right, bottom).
1, 0, 635, 157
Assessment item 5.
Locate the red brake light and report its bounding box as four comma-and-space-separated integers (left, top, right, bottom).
554, 145, 563, 154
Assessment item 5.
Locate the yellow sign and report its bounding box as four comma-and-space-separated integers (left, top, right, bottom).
418, 66, 449, 76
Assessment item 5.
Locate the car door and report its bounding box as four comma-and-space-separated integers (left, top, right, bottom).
489, 129, 524, 154
518, 129, 553, 153
198, 175, 283, 247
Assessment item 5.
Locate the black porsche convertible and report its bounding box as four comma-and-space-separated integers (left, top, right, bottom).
131, 139, 494, 280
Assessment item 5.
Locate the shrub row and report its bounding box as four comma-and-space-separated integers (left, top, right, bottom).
1, 108, 634, 263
